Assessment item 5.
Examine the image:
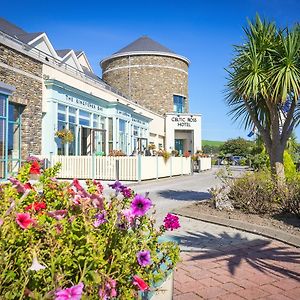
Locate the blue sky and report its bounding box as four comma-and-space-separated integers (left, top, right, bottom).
2, 0, 300, 141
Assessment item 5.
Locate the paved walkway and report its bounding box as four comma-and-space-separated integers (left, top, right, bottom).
173, 217, 300, 300
120, 167, 299, 299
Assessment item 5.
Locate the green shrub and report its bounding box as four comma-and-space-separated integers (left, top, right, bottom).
228, 170, 281, 214
284, 151, 297, 179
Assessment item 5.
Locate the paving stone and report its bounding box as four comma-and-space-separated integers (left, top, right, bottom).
237, 287, 270, 299
283, 287, 300, 300
196, 286, 228, 299
174, 292, 203, 300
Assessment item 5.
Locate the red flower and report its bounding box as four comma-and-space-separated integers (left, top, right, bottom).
29, 161, 41, 175
23, 182, 33, 190
132, 275, 149, 291
25, 201, 47, 212
16, 213, 35, 229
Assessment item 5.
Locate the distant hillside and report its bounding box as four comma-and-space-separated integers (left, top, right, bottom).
202, 140, 224, 147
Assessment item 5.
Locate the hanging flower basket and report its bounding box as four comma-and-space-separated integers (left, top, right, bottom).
55, 128, 74, 144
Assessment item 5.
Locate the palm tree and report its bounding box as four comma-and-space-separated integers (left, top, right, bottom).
226, 15, 300, 183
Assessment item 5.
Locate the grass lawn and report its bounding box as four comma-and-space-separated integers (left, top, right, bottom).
202, 140, 224, 147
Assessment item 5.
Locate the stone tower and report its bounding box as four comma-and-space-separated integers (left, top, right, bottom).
100, 36, 189, 115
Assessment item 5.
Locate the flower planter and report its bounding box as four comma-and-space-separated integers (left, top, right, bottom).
141, 272, 174, 300
140, 235, 180, 300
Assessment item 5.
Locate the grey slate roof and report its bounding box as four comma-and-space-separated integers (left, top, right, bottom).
0, 17, 43, 44
0, 17, 26, 36
15, 32, 43, 43
115, 36, 175, 54
56, 49, 72, 58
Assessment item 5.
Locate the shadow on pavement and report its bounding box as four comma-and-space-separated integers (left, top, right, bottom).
158, 190, 211, 201
174, 231, 300, 281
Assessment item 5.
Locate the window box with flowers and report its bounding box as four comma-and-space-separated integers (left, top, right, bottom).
0, 160, 181, 299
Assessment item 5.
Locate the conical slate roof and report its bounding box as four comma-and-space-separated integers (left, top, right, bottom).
114, 36, 175, 54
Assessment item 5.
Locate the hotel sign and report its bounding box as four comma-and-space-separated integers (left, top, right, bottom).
65, 95, 103, 111
171, 116, 197, 127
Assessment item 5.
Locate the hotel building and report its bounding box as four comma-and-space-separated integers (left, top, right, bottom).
0, 18, 201, 179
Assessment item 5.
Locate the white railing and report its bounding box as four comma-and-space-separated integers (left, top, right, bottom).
198, 157, 211, 171
39, 155, 195, 181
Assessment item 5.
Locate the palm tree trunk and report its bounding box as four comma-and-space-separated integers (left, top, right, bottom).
269, 144, 285, 185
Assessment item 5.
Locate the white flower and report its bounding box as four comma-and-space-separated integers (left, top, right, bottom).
28, 254, 46, 272
103, 187, 116, 199
116, 193, 124, 201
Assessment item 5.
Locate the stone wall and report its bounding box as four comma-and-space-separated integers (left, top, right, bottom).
102, 55, 189, 115
0, 44, 43, 158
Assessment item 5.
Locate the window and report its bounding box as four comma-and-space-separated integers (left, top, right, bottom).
173, 95, 186, 113
119, 119, 127, 154
0, 94, 7, 178
8, 103, 22, 175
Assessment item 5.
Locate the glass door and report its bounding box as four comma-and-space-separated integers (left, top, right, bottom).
81, 127, 92, 155
92, 129, 106, 155
175, 139, 184, 155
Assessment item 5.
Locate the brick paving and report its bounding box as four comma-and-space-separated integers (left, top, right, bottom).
173, 220, 300, 299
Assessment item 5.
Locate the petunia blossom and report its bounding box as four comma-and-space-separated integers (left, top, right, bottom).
0, 218, 3, 227
48, 210, 67, 220
98, 278, 117, 299
163, 213, 180, 231
132, 275, 149, 291
55, 282, 84, 300
9, 177, 26, 193
93, 211, 107, 227
137, 250, 151, 267
25, 201, 47, 212
16, 213, 35, 229
72, 179, 89, 197
130, 195, 152, 216
29, 161, 41, 175
108, 181, 125, 192
28, 253, 46, 272
122, 187, 132, 198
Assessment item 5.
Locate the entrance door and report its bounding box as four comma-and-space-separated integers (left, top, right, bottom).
81, 127, 92, 155
175, 139, 184, 155
92, 129, 106, 155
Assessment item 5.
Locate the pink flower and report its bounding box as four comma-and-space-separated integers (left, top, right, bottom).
99, 278, 117, 299
0, 219, 3, 227
72, 179, 89, 197
163, 213, 180, 231
48, 210, 67, 220
55, 282, 84, 300
122, 208, 135, 223
16, 213, 35, 229
132, 275, 149, 291
130, 195, 152, 216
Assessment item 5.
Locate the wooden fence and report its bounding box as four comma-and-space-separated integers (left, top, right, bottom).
40, 155, 211, 181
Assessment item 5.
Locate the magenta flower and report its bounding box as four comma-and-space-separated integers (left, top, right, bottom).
93, 211, 107, 227
130, 195, 152, 216
48, 210, 68, 220
163, 213, 180, 231
132, 275, 149, 291
122, 187, 132, 198
137, 250, 151, 267
9, 177, 26, 193
16, 213, 35, 229
98, 278, 117, 299
55, 282, 84, 300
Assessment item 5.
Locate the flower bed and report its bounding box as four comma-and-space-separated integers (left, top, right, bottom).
0, 160, 180, 299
